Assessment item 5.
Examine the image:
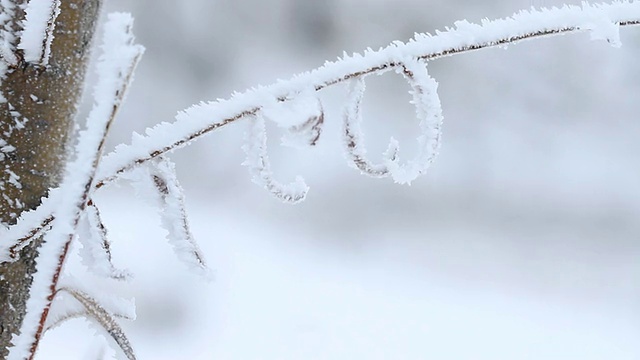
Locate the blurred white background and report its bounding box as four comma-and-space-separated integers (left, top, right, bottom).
41, 1, 639, 359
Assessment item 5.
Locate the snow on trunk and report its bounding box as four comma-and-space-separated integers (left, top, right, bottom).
0, 0, 19, 66
18, 0, 60, 65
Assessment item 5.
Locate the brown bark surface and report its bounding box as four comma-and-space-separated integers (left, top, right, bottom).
0, 1, 102, 357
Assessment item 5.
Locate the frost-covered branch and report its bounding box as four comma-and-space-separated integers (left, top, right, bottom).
94, 1, 640, 193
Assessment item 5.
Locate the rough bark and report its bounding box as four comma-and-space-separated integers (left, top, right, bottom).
0, 1, 102, 358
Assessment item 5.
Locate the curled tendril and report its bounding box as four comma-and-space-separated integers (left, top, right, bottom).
385, 57, 443, 184
342, 76, 398, 178
342, 58, 443, 184
242, 113, 309, 203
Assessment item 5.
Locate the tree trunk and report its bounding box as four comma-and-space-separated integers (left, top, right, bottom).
0, 1, 102, 357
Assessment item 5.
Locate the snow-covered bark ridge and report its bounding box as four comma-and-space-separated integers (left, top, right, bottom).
7, 12, 143, 360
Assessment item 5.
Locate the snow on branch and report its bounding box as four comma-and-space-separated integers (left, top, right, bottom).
93, 1, 640, 197
18, 0, 60, 66
262, 90, 325, 148
7, 13, 143, 359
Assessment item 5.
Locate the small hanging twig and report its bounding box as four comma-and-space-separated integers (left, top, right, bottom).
78, 200, 131, 281
148, 157, 210, 278
242, 113, 309, 203
342, 75, 398, 178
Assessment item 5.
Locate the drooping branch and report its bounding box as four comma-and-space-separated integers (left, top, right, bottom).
138, 156, 210, 277
78, 200, 131, 281
93, 2, 640, 190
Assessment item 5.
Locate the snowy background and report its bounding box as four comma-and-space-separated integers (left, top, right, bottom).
41, 1, 639, 359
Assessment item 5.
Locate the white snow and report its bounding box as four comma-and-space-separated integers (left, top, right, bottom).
583, 16, 621, 47
0, 0, 18, 66
18, 0, 60, 65
262, 91, 325, 148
